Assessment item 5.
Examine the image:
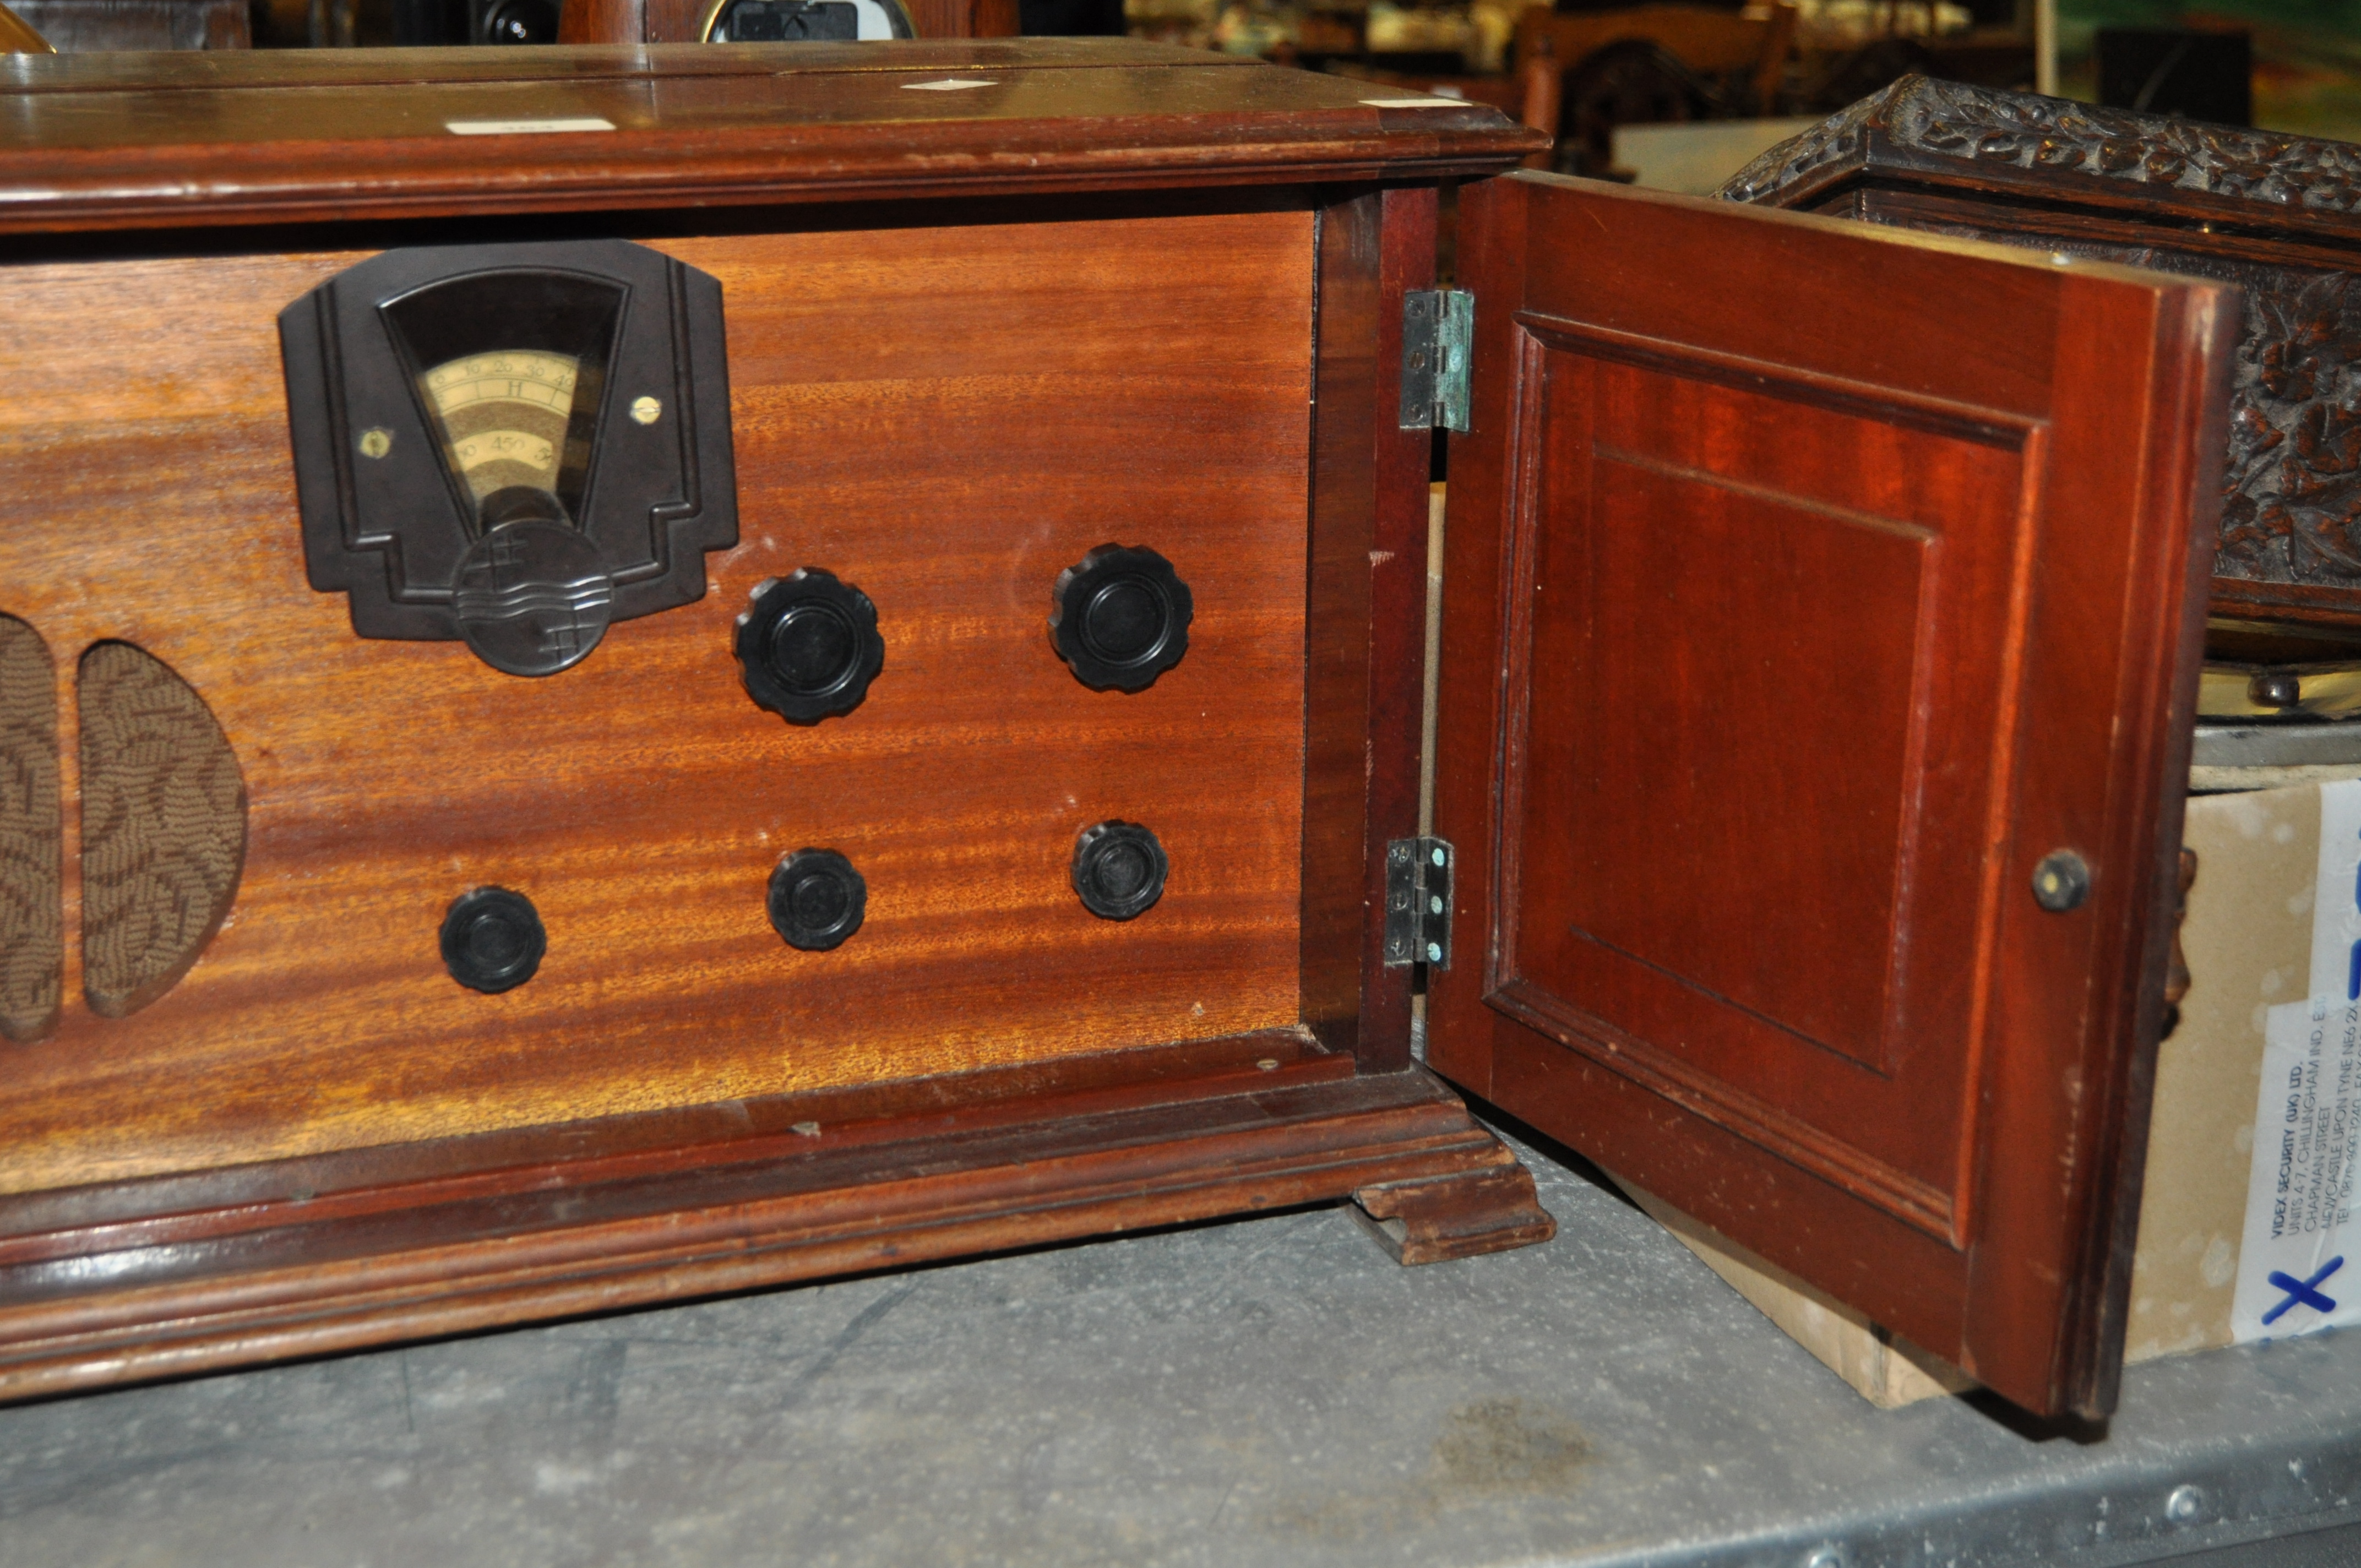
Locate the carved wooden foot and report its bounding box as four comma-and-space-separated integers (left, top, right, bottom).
1350, 1159, 1556, 1265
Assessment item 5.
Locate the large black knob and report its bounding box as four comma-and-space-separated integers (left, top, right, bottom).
453, 519, 615, 678
1049, 545, 1192, 692
440, 886, 546, 993
1071, 820, 1167, 921
769, 847, 867, 951
737, 568, 885, 723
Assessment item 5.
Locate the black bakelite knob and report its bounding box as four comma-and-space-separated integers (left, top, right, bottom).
440, 886, 546, 993
1071, 820, 1167, 920
453, 519, 615, 678
1049, 545, 1192, 692
769, 847, 867, 951
737, 568, 885, 723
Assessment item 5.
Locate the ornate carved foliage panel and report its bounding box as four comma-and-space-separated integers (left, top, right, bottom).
1722, 76, 2361, 619
77, 643, 247, 1020
0, 616, 60, 1043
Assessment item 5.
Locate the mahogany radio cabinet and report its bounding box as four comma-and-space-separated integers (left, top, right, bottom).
0, 40, 2232, 1419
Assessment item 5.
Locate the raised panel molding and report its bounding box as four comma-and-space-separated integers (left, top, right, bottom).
1478, 316, 2044, 1246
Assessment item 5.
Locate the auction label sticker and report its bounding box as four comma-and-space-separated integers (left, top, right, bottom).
446, 117, 617, 135
2233, 778, 2361, 1341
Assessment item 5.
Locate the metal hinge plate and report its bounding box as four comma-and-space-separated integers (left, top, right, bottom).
1383, 837, 1454, 968
1397, 289, 1472, 434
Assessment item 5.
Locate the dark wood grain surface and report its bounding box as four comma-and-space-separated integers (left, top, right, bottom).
0, 206, 1316, 1195
1433, 172, 2235, 1417
0, 41, 1544, 235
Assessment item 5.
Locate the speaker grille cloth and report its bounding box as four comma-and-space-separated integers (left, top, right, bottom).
78, 642, 245, 1019
0, 617, 60, 1042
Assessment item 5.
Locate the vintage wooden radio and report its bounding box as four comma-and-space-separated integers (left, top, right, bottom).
0, 41, 2230, 1419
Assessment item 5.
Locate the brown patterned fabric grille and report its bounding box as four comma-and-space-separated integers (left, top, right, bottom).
0, 616, 61, 1042
78, 642, 245, 1019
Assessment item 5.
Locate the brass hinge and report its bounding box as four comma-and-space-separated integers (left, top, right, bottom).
1383, 837, 1454, 968
1397, 289, 1473, 434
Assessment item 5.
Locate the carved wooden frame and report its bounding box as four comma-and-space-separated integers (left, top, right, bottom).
1722, 74, 2361, 630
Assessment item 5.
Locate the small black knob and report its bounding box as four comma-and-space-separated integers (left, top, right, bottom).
769, 847, 867, 951
1050, 545, 1192, 692
737, 568, 885, 724
1071, 820, 1167, 920
440, 886, 546, 993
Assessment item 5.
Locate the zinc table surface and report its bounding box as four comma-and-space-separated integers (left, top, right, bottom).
0, 1124, 2354, 1568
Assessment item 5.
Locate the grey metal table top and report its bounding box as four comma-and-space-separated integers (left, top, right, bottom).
2, 1121, 2355, 1568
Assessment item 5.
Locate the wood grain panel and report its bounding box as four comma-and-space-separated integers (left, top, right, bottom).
1493, 343, 2035, 1233
0, 205, 1314, 1194
1432, 173, 2236, 1416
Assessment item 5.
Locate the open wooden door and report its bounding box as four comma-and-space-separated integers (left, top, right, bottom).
1430, 172, 2238, 1418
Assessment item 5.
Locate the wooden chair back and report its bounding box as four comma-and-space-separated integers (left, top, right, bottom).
1514, 2, 1795, 113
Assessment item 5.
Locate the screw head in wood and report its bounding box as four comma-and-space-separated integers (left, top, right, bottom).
2032, 851, 2092, 913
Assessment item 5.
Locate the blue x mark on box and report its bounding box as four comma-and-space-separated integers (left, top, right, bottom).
2263, 1256, 2344, 1326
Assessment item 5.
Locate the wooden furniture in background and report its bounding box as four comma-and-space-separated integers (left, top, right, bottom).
0, 44, 2230, 1420
1723, 74, 2361, 639
1505, 2, 1794, 175
1515, 2, 1796, 113
7, 0, 243, 46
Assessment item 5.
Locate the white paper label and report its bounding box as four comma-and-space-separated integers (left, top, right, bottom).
1358, 97, 1460, 108
2232, 777, 2361, 1340
445, 117, 617, 135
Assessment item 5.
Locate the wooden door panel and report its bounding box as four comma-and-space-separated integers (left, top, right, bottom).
1434, 172, 2238, 1416
1502, 344, 2037, 1231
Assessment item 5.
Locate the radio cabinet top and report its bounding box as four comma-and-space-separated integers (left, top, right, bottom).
0, 39, 1532, 233
0, 46, 2236, 1422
